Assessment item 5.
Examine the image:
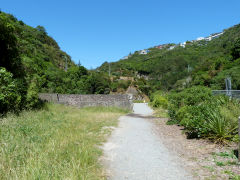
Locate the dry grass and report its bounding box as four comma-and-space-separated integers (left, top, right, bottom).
0, 104, 127, 179
152, 107, 169, 118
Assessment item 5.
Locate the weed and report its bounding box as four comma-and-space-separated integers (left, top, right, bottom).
0, 104, 126, 179
216, 161, 225, 167
203, 166, 215, 172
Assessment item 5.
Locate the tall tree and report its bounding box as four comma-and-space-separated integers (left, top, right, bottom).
0, 15, 24, 77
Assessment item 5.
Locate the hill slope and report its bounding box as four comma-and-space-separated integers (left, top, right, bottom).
98, 24, 240, 91
0, 11, 111, 113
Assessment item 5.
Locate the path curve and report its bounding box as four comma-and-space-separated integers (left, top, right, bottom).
102, 103, 193, 180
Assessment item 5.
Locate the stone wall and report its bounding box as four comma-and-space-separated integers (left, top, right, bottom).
39, 93, 133, 110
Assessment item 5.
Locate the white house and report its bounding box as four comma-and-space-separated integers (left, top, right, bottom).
168, 45, 176, 50
180, 42, 186, 48
196, 37, 204, 41
139, 49, 150, 55
204, 32, 223, 41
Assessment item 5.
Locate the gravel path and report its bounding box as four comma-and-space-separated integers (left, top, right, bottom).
102, 103, 193, 180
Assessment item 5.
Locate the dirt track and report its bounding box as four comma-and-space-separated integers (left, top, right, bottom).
102, 103, 193, 180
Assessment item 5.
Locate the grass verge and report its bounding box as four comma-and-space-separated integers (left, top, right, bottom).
0, 104, 128, 179
152, 107, 169, 118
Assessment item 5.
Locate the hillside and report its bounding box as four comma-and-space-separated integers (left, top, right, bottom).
98, 23, 240, 91
0, 11, 111, 113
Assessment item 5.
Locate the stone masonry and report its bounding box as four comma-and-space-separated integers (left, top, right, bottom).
39, 93, 133, 110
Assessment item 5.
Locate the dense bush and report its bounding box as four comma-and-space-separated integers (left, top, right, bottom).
0, 14, 25, 78
150, 91, 168, 109
167, 86, 212, 121
152, 95, 168, 108
167, 86, 240, 143
0, 68, 21, 113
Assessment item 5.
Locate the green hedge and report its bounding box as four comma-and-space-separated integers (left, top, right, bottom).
167, 86, 240, 143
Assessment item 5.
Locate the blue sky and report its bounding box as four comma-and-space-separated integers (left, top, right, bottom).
1, 0, 240, 69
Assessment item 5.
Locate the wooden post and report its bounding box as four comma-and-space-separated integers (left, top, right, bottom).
239, 116, 240, 161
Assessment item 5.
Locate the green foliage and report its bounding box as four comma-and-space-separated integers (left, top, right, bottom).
168, 86, 240, 143
151, 95, 168, 109
0, 11, 113, 114
150, 91, 168, 107
25, 75, 42, 109
86, 72, 111, 94
98, 24, 240, 91
0, 104, 126, 179
231, 37, 240, 60
168, 86, 212, 110
0, 14, 24, 78
134, 78, 152, 96
114, 80, 131, 90
0, 68, 21, 113
133, 100, 145, 103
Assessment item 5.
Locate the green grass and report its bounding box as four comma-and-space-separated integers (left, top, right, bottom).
133, 100, 145, 103
0, 104, 127, 179
152, 107, 169, 118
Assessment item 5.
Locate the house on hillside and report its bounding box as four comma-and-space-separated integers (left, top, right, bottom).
196, 37, 204, 41
204, 32, 223, 41
180, 42, 187, 48
168, 45, 176, 50
155, 44, 168, 49
139, 49, 150, 55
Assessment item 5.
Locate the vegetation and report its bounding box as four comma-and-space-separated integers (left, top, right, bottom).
149, 91, 169, 118
150, 86, 240, 143
0, 11, 111, 114
0, 104, 127, 179
98, 21, 240, 144
98, 24, 240, 92
1, 10, 240, 145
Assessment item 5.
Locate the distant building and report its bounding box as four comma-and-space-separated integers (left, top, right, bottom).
196, 37, 204, 41
155, 44, 168, 49
180, 42, 186, 48
139, 49, 150, 55
204, 32, 223, 41
168, 45, 176, 50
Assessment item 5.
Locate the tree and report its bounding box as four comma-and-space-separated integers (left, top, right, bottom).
36, 25, 47, 34
0, 15, 24, 78
78, 60, 81, 66
0, 68, 21, 113
231, 38, 240, 60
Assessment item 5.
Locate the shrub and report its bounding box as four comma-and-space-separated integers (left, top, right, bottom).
26, 77, 40, 109
152, 95, 168, 108
167, 86, 240, 143
168, 86, 213, 122
176, 105, 193, 124
150, 90, 164, 101
206, 112, 235, 143
150, 90, 168, 109
0, 68, 21, 113
117, 80, 131, 90
178, 103, 217, 138
167, 104, 177, 122
180, 86, 212, 106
